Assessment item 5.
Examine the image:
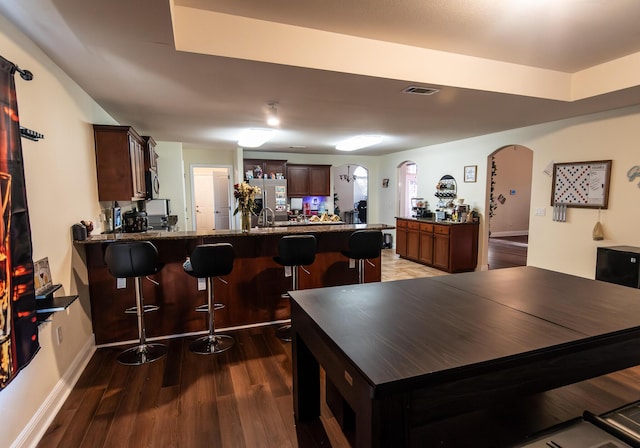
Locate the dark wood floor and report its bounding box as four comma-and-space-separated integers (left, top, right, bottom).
38, 327, 640, 447
38, 243, 640, 447
488, 235, 528, 269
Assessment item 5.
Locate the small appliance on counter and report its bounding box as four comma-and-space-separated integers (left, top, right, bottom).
145, 198, 170, 230
123, 208, 148, 233
411, 198, 431, 218
101, 205, 122, 233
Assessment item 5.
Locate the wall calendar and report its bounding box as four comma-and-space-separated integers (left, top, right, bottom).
551, 160, 612, 209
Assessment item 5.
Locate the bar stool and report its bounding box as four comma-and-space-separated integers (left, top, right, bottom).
273, 234, 317, 342
104, 241, 168, 365
184, 243, 235, 354
342, 230, 383, 284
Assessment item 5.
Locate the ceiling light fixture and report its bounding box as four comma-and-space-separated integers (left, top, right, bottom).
336, 135, 384, 152
237, 128, 276, 148
266, 102, 280, 127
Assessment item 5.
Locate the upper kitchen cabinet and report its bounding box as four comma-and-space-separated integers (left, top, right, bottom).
243, 159, 287, 180
286, 164, 331, 196
93, 125, 147, 201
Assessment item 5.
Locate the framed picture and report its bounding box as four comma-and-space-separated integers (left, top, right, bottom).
464, 165, 477, 183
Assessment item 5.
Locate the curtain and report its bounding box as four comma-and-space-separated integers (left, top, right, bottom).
0, 55, 38, 390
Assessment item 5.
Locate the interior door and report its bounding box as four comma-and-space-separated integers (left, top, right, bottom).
194, 173, 215, 231
213, 168, 230, 229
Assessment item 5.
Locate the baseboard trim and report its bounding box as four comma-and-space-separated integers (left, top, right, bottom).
490, 230, 529, 237
12, 335, 96, 448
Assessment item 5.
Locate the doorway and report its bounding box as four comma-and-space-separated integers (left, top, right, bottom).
486, 145, 533, 269
191, 165, 232, 231
397, 161, 417, 218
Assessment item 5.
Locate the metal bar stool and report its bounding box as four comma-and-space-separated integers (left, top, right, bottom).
104, 241, 168, 365
342, 230, 383, 284
273, 234, 317, 342
184, 243, 235, 354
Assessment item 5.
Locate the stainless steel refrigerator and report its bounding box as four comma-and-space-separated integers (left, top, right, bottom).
248, 178, 288, 226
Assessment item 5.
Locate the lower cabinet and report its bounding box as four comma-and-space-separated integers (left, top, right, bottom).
396, 218, 478, 273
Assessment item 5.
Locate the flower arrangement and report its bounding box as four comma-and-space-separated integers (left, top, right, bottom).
233, 182, 261, 216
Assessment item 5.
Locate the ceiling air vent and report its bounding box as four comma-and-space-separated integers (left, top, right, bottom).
403, 86, 440, 96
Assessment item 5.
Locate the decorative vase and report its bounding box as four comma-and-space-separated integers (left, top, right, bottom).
241, 210, 251, 233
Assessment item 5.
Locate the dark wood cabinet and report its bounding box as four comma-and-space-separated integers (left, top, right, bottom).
433, 228, 450, 270
396, 219, 407, 257
395, 218, 478, 273
286, 164, 331, 196
419, 223, 434, 265
93, 125, 147, 201
243, 159, 287, 180
406, 220, 420, 261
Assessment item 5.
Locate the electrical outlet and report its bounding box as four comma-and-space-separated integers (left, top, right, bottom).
56, 326, 63, 344
116, 278, 126, 289
197, 278, 206, 291
535, 207, 546, 216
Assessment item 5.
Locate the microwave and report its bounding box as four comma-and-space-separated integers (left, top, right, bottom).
145, 170, 160, 199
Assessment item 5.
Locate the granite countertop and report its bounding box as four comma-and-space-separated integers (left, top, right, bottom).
75, 223, 395, 244
395, 216, 478, 225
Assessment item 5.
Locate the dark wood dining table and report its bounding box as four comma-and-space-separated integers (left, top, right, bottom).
290, 266, 640, 447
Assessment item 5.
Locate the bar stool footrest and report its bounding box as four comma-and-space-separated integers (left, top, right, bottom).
275, 324, 292, 342
125, 304, 160, 314
195, 303, 225, 312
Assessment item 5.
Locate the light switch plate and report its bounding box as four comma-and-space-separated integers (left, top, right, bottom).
116, 278, 126, 289
349, 259, 355, 269
535, 207, 546, 216
198, 278, 206, 291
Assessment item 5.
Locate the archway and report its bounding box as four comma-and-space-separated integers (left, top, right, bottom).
486, 145, 533, 269
397, 161, 417, 218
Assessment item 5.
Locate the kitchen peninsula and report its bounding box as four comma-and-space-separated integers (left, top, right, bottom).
75, 223, 393, 345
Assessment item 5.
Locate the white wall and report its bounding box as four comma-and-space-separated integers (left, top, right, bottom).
155, 141, 187, 228
379, 105, 640, 278
0, 12, 110, 447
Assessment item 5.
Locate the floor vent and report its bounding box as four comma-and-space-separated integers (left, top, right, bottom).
403, 86, 440, 95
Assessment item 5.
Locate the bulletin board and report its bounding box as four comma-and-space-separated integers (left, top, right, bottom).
551, 160, 612, 209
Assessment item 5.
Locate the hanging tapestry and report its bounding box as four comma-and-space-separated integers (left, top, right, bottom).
0, 55, 38, 390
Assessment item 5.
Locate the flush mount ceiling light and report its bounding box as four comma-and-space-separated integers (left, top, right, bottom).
237, 128, 276, 148
266, 102, 280, 127
335, 135, 384, 152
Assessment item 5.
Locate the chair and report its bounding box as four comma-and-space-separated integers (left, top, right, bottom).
342, 230, 383, 284
273, 235, 317, 342
185, 243, 235, 354
104, 241, 167, 365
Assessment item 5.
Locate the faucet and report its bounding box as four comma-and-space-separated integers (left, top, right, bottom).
259, 207, 275, 227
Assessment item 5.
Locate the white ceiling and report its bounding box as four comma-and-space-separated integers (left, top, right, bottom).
2, 0, 640, 155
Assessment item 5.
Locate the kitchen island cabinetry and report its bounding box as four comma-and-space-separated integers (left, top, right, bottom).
286, 164, 331, 196
93, 125, 147, 201
396, 218, 478, 273
76, 223, 392, 345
